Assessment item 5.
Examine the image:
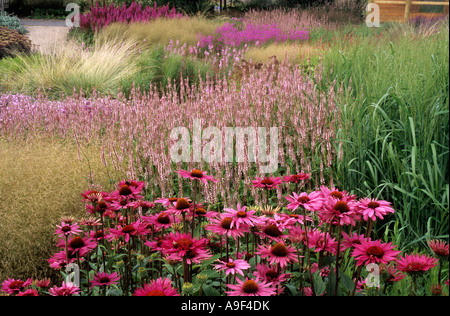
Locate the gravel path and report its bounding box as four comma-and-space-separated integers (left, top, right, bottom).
20, 19, 70, 54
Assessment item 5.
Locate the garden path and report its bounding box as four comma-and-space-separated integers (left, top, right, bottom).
20, 19, 69, 54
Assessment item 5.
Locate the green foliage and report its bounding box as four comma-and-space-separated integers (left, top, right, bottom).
323, 23, 449, 249
152, 0, 213, 14
0, 11, 28, 34
0, 25, 32, 59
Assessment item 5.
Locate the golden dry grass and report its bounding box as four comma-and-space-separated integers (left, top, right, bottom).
98, 17, 219, 48
0, 139, 121, 282
244, 42, 323, 65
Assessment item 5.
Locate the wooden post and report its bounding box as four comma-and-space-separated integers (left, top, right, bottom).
404, 0, 412, 22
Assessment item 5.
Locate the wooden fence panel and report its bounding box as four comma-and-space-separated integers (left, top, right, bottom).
373, 0, 449, 22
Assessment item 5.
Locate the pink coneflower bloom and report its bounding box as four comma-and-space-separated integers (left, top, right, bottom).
154, 197, 182, 207
1, 278, 33, 295
79, 217, 101, 228
226, 276, 276, 296
167, 246, 212, 265
177, 169, 219, 184
90, 272, 121, 289
223, 204, 261, 229
142, 211, 180, 231
81, 190, 108, 204
167, 198, 192, 216
383, 264, 406, 283
357, 197, 395, 222
352, 239, 401, 266
283, 173, 310, 183
256, 242, 299, 268
311, 263, 331, 278
49, 282, 80, 296
117, 180, 145, 194
107, 220, 149, 243
428, 239, 449, 259
134, 200, 155, 213
205, 216, 248, 240
307, 229, 338, 254
48, 250, 81, 269
252, 176, 283, 190
320, 198, 361, 226
35, 278, 51, 288
133, 278, 179, 296
396, 253, 438, 276
320, 186, 356, 202
282, 212, 312, 226
161, 232, 208, 259
67, 236, 97, 257
341, 232, 369, 250
144, 237, 166, 252
17, 289, 39, 296
253, 263, 291, 284
55, 222, 82, 238
288, 226, 306, 244
285, 191, 323, 212
215, 258, 251, 276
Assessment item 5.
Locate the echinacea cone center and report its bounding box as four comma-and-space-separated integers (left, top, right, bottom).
242, 280, 259, 293
119, 184, 132, 196
366, 246, 384, 258
297, 196, 310, 204
169, 197, 179, 203
334, 201, 350, 213
261, 179, 274, 186
9, 280, 24, 289
226, 262, 236, 269
237, 211, 247, 218
195, 208, 207, 215
190, 169, 204, 178
221, 217, 233, 229
97, 200, 108, 210
175, 238, 193, 249
61, 226, 71, 233
175, 198, 190, 210
94, 230, 104, 239
99, 277, 111, 284
264, 224, 281, 237
368, 201, 380, 209
121, 225, 135, 234
271, 243, 288, 257
330, 191, 344, 200
146, 290, 166, 296
157, 213, 171, 224
265, 269, 278, 280
69, 236, 85, 249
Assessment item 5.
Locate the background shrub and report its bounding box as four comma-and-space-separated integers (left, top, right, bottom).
0, 26, 31, 59
0, 11, 28, 34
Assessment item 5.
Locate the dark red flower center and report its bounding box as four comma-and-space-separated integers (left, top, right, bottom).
190, 169, 204, 178
175, 198, 190, 210
265, 269, 278, 280
221, 217, 233, 230
146, 290, 166, 296
334, 201, 350, 213
237, 211, 247, 218
195, 208, 207, 216
99, 276, 111, 284
264, 224, 281, 237
61, 226, 71, 232
226, 262, 236, 269
69, 236, 85, 249
271, 243, 288, 257
406, 262, 425, 272
175, 238, 193, 249
94, 230, 104, 239
330, 191, 343, 200
121, 225, 135, 234
261, 178, 274, 186
242, 280, 259, 294
366, 246, 384, 258
297, 196, 310, 204
368, 201, 380, 209
157, 213, 170, 224
169, 197, 179, 203
119, 184, 132, 196
9, 280, 24, 289
97, 200, 108, 210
